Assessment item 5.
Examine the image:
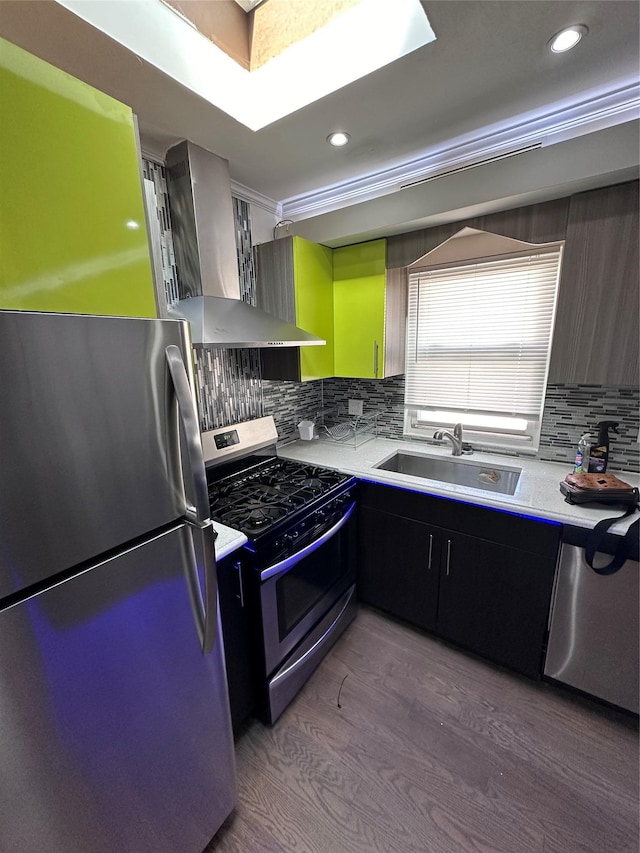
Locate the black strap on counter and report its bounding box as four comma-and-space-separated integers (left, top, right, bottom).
585, 508, 640, 575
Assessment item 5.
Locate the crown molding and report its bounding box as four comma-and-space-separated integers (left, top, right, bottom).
230, 180, 281, 217
139, 143, 168, 166
281, 81, 640, 220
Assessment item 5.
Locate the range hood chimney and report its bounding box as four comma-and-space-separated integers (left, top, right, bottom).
165, 140, 325, 349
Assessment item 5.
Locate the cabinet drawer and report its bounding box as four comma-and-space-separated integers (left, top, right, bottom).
358, 481, 560, 558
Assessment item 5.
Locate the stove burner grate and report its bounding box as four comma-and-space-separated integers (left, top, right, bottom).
207, 457, 350, 537
218, 503, 288, 535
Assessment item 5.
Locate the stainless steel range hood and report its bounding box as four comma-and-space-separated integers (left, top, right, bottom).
165, 140, 325, 349
167, 295, 326, 348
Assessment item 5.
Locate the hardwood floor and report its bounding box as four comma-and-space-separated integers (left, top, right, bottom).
207, 608, 639, 853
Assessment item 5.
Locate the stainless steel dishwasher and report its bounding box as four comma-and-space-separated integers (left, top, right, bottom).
544, 525, 639, 713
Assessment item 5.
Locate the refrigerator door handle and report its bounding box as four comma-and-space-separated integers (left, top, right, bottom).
201, 522, 219, 655
165, 344, 209, 526
185, 521, 219, 654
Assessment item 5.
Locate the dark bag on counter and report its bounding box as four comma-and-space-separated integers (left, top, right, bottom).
560, 473, 639, 575
560, 472, 639, 504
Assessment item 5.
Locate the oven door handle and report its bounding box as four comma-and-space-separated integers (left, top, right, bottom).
270, 585, 356, 687
260, 502, 355, 582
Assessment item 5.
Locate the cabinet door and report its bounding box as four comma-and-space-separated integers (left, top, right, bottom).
358, 506, 440, 632
216, 553, 256, 734
437, 532, 556, 678
548, 180, 639, 385
256, 236, 334, 381
294, 237, 334, 380
0, 37, 156, 317
333, 239, 386, 378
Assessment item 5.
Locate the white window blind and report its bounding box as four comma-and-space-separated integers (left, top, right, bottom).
405, 249, 562, 439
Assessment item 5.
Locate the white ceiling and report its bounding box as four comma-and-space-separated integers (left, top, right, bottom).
0, 0, 638, 246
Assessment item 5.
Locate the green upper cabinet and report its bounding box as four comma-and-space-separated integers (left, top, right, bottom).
293, 236, 334, 380
0, 37, 157, 317
333, 239, 405, 379
333, 240, 386, 378
256, 235, 406, 381
255, 235, 334, 382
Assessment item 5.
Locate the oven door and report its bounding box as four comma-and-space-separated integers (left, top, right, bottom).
259, 501, 356, 676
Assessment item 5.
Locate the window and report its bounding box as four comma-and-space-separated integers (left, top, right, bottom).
404, 245, 563, 451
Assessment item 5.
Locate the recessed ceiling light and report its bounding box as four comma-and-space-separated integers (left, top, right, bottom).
327, 132, 350, 147
548, 24, 588, 53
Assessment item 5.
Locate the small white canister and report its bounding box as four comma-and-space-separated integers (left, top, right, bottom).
297, 420, 315, 440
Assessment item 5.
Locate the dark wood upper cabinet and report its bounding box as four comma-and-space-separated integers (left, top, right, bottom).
387, 180, 638, 387
548, 180, 639, 386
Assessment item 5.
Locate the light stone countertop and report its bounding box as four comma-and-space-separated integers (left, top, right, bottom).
277, 437, 639, 536
213, 522, 247, 561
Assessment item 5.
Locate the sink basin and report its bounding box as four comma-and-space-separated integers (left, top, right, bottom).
375, 452, 521, 495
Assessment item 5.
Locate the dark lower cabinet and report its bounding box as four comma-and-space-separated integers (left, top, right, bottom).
436, 532, 555, 678
358, 482, 560, 678
216, 551, 256, 735
357, 508, 440, 632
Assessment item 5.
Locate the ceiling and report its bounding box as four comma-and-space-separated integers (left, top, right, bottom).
0, 0, 638, 246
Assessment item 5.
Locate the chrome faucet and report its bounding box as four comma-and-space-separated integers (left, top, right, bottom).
433, 423, 463, 456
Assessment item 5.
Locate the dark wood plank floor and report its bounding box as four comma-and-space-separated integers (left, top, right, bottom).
207, 608, 639, 853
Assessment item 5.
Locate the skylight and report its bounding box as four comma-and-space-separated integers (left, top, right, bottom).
55, 0, 436, 131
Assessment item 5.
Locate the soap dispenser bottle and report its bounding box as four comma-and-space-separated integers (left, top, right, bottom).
573, 433, 592, 474
587, 420, 619, 473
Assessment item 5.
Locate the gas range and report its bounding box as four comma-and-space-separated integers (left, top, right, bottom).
202, 416, 355, 544
207, 457, 352, 539
202, 416, 358, 724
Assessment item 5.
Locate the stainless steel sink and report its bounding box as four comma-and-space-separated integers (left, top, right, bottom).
375, 452, 521, 495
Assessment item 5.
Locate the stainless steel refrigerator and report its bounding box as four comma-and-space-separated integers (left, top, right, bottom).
0, 310, 236, 852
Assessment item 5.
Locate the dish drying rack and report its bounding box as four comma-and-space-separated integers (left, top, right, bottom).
315, 407, 379, 449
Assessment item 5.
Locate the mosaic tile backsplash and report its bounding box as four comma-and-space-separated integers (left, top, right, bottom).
233, 197, 256, 306
539, 384, 639, 472
193, 196, 262, 430
142, 159, 181, 305
263, 380, 323, 444
194, 348, 262, 433
143, 163, 263, 431
322, 376, 405, 439
203, 371, 638, 471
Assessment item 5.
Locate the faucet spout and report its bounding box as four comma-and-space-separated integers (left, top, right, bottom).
433, 423, 464, 456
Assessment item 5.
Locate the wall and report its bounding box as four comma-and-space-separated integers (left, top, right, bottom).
540, 384, 639, 472
322, 376, 639, 473
247, 201, 280, 246
144, 161, 638, 471
142, 160, 181, 304
263, 379, 323, 443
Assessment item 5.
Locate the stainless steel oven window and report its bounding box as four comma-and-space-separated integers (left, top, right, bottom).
275, 530, 352, 640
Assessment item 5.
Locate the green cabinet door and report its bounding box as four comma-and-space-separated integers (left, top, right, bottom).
333, 239, 386, 378
0, 37, 156, 317
293, 236, 334, 381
